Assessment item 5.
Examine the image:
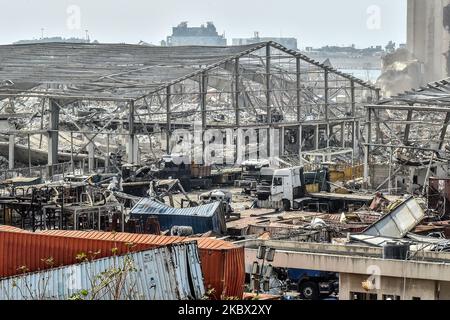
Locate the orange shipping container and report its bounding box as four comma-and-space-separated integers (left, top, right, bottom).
0, 229, 244, 299
0, 225, 31, 233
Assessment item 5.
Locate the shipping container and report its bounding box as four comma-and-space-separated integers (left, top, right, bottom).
130, 198, 227, 234
0, 228, 244, 299
0, 242, 205, 300
0, 225, 31, 233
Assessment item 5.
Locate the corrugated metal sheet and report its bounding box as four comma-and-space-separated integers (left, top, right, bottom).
132, 198, 220, 217
37, 230, 237, 249
0, 225, 31, 233
362, 197, 425, 238
0, 229, 245, 299
130, 198, 226, 234
350, 234, 444, 252
0, 242, 205, 300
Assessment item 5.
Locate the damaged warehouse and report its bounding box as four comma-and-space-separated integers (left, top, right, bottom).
2, 2, 450, 303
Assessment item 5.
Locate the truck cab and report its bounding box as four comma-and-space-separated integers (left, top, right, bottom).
269, 166, 306, 210
255, 167, 275, 200
235, 159, 270, 194
271, 267, 338, 300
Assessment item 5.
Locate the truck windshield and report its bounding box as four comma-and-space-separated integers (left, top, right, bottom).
273, 177, 283, 186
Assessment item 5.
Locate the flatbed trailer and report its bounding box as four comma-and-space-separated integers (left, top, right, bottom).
309, 192, 401, 203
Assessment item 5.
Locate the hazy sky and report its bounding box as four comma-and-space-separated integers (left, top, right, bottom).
2, 0, 407, 48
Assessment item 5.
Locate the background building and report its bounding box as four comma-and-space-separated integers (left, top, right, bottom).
232, 32, 298, 50
166, 22, 227, 46
14, 36, 94, 44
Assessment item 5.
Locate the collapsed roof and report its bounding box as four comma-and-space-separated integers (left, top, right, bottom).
0, 41, 376, 102
365, 78, 450, 161
380, 78, 450, 106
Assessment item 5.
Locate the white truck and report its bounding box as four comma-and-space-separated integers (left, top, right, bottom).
261, 166, 373, 213
266, 166, 308, 211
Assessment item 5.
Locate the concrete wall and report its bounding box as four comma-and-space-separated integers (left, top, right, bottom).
241, 240, 450, 300
340, 273, 439, 300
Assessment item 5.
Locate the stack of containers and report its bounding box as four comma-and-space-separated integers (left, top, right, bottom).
0, 228, 245, 299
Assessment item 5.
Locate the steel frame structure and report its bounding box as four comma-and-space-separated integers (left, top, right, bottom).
363, 78, 450, 190
0, 41, 379, 175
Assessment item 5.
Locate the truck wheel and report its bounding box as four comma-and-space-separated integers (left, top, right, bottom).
299, 281, 320, 300
282, 199, 291, 211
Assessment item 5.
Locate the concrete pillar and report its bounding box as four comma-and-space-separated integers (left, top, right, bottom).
350, 80, 356, 117
128, 101, 136, 164
269, 127, 279, 162
266, 44, 272, 125
266, 44, 272, 159
388, 147, 393, 193
70, 132, 75, 175
48, 99, 60, 176
339, 273, 351, 301
8, 134, 14, 170
200, 72, 207, 131
299, 125, 303, 165
200, 72, 207, 158
105, 133, 110, 172
315, 124, 320, 150
166, 87, 171, 154
364, 110, 372, 188
324, 70, 329, 121
88, 139, 95, 173
27, 134, 31, 174
296, 56, 301, 122
235, 58, 240, 126
353, 121, 359, 156
326, 124, 330, 149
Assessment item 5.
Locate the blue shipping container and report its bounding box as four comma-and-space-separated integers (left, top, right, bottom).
130, 198, 227, 235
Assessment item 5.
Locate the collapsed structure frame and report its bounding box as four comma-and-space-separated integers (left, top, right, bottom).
0, 41, 380, 176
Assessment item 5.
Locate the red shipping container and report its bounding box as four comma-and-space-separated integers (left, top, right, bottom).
0, 228, 244, 299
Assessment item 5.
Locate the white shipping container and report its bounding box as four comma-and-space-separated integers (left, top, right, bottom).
0, 242, 205, 300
